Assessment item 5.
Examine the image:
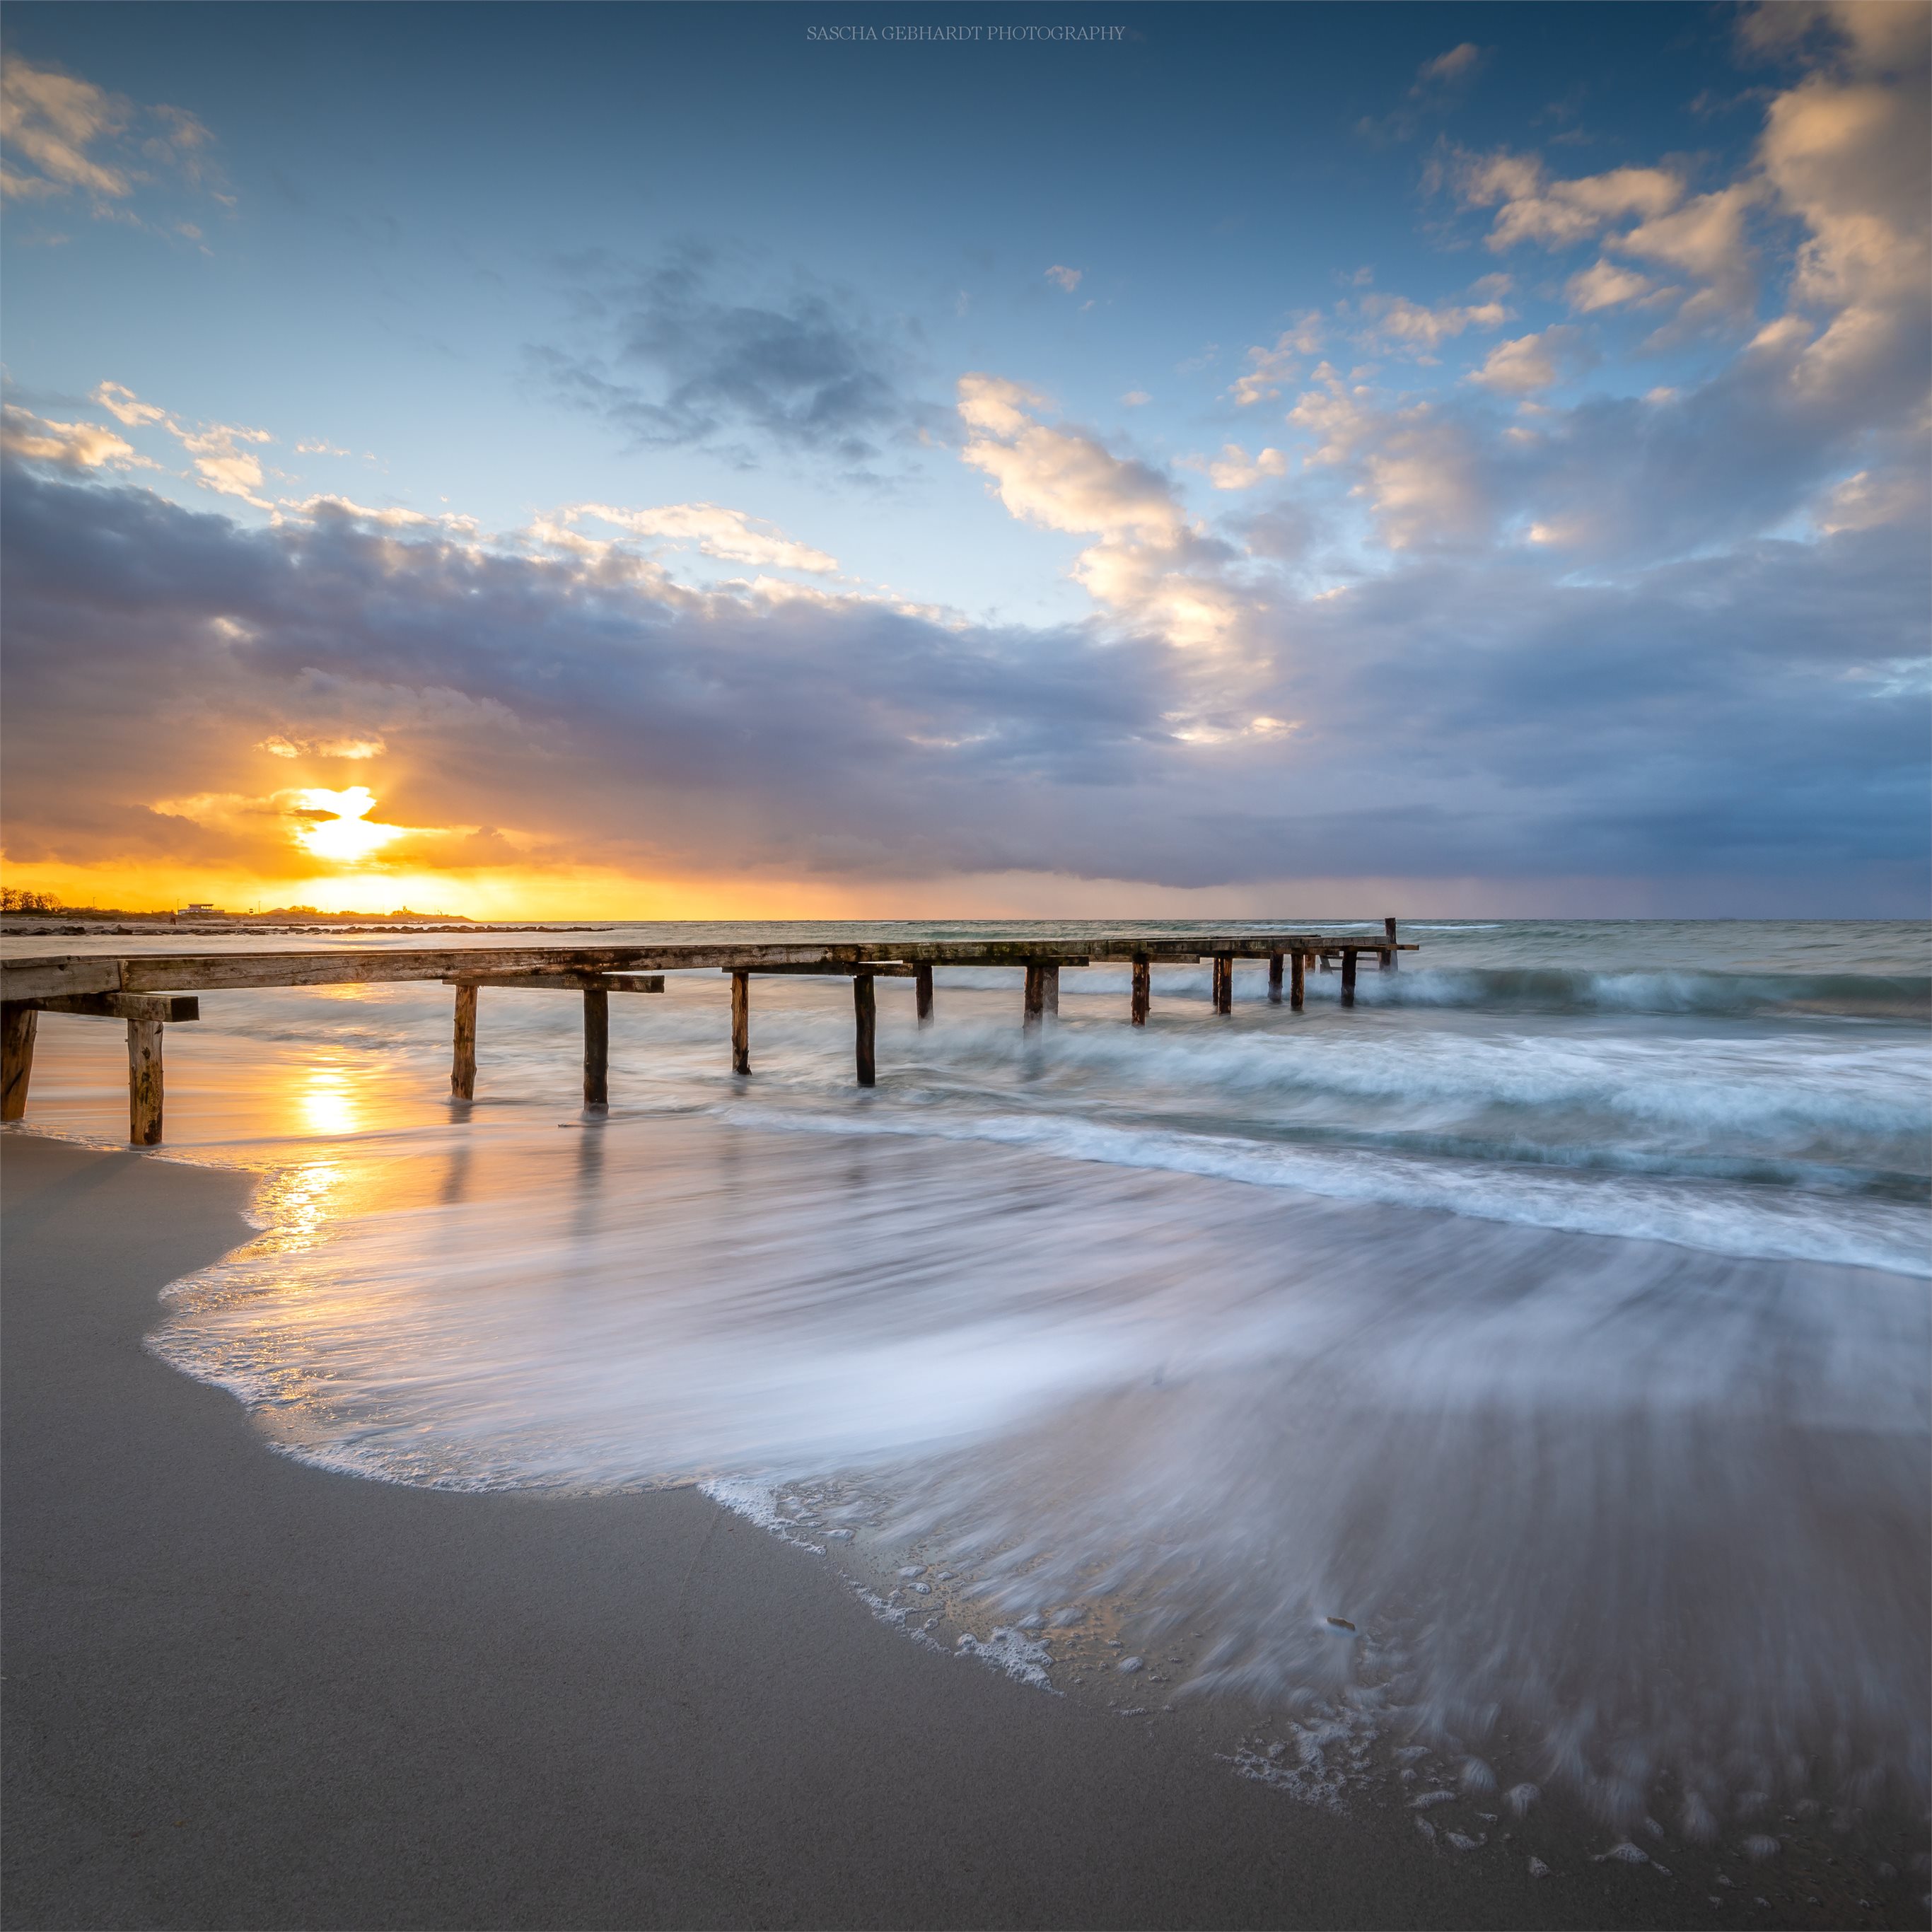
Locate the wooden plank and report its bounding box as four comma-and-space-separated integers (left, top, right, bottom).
731, 971, 750, 1076
728, 962, 919, 977
2, 1005, 37, 1121
1268, 953, 1284, 1005
450, 984, 478, 1102
914, 964, 933, 1029
8, 932, 1416, 1002
1, 957, 121, 1002
441, 974, 663, 993
1130, 958, 1150, 1028
1340, 949, 1358, 1008
1213, 955, 1233, 1016
583, 988, 609, 1109
1291, 952, 1306, 1011
127, 1020, 163, 1146
33, 993, 200, 1023
853, 972, 875, 1087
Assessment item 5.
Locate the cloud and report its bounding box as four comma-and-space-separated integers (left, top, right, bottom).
0, 404, 149, 470
1360, 40, 1488, 141
1461, 153, 1687, 251
1, 57, 130, 200
3, 460, 1919, 909
565, 501, 838, 574
1194, 444, 1288, 491
1044, 264, 1083, 293
1, 54, 226, 218
177, 421, 274, 508
1565, 258, 1658, 312
1228, 316, 1322, 406
1467, 326, 1593, 395
530, 250, 936, 468
1122, 389, 1152, 407
1354, 290, 1513, 356
1614, 182, 1761, 317
260, 733, 387, 760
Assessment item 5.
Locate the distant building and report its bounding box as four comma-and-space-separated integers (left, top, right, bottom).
179, 903, 226, 918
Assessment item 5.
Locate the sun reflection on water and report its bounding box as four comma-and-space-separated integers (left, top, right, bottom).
299, 1065, 362, 1139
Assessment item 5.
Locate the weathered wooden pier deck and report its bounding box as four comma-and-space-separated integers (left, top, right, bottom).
1, 925, 1414, 1145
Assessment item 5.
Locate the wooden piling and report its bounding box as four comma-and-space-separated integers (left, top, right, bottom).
854, 971, 876, 1086
1384, 916, 1398, 971
1213, 954, 1233, 1015
731, 970, 751, 1073
450, 984, 478, 1100
1130, 958, 1151, 1027
1291, 952, 1306, 1011
1024, 962, 1059, 1030
1268, 953, 1284, 1004
127, 1020, 163, 1146
1340, 949, 1358, 1008
583, 987, 609, 1108
914, 964, 933, 1029
1, 1004, 36, 1122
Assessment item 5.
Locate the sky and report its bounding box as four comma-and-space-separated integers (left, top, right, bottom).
1, 1, 1926, 919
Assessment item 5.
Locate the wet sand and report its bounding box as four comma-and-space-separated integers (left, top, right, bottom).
0, 1134, 1886, 1930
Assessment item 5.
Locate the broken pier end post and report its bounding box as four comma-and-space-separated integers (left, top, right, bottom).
1384, 916, 1398, 971
914, 964, 933, 1029
1130, 958, 1150, 1027
1268, 953, 1284, 1004
1341, 949, 1359, 1008
1291, 952, 1307, 1011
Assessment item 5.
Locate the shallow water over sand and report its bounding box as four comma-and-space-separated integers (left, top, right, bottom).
8, 919, 1928, 1862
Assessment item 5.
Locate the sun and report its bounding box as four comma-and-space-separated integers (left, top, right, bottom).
289, 786, 404, 866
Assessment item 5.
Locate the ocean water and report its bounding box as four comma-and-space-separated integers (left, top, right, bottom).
8, 918, 1929, 1868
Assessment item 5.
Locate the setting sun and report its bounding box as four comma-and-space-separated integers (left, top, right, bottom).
288, 787, 403, 868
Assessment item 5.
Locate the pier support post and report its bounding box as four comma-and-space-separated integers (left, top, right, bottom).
854, 971, 876, 1086
450, 984, 478, 1100
1212, 954, 1233, 1016
1023, 962, 1059, 1030
1, 1004, 36, 1121
583, 987, 609, 1109
1340, 950, 1358, 1008
1384, 916, 1398, 971
1130, 958, 1150, 1027
914, 965, 933, 1030
1291, 953, 1305, 1011
127, 1020, 163, 1146
1268, 953, 1284, 1004
731, 971, 751, 1073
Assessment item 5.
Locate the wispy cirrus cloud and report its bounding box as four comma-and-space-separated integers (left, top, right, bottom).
1, 52, 228, 236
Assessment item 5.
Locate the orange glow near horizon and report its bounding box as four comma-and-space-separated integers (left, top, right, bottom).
0, 852, 1551, 921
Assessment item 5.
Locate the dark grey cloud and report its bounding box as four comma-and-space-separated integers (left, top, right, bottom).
2, 461, 1924, 910
530, 249, 943, 471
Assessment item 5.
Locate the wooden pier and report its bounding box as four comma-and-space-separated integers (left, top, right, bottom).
0, 926, 1414, 1145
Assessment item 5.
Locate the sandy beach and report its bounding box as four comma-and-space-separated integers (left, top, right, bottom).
0, 1131, 1690, 1932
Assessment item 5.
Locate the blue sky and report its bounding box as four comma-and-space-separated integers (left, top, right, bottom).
2, 2, 1926, 915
